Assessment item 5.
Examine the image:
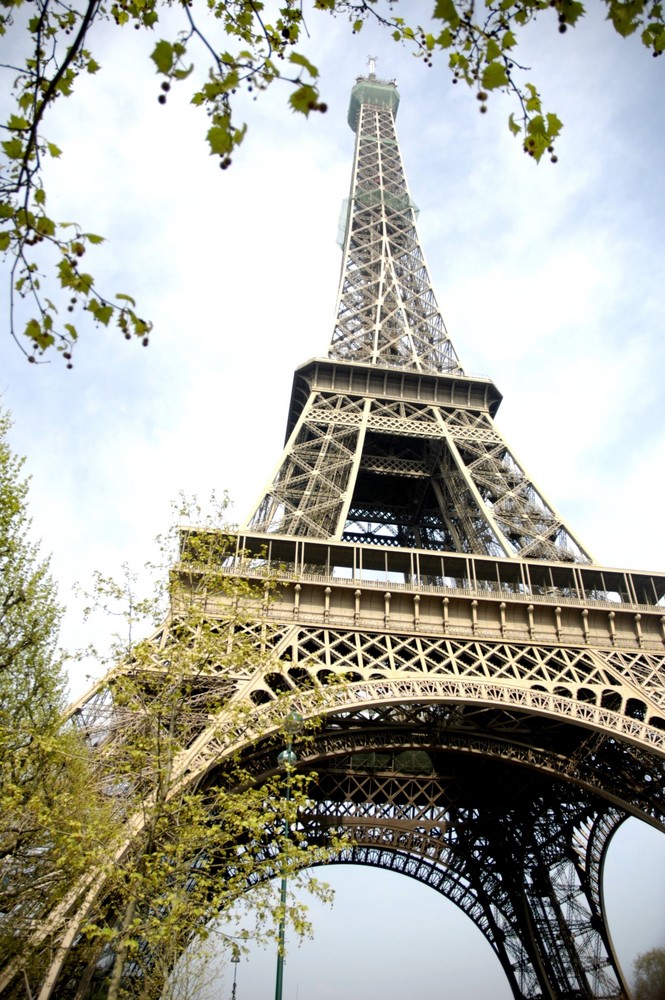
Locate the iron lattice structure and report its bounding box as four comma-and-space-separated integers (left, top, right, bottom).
9, 73, 665, 1000
246, 78, 588, 564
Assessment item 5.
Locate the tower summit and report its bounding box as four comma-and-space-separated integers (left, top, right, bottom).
347, 70, 400, 131
25, 74, 665, 1000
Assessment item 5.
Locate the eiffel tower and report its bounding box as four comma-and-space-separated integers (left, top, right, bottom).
231, 70, 665, 998
17, 70, 665, 1000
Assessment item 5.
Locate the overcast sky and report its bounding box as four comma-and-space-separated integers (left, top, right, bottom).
1, 2, 664, 996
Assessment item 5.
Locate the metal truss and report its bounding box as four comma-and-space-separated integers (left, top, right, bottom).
12, 73, 664, 1000
246, 384, 590, 563
16, 576, 664, 999
298, 767, 627, 1000
246, 75, 588, 562
330, 76, 462, 374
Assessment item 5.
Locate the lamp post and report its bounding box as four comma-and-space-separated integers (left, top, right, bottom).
274, 709, 304, 1000
230, 949, 240, 1000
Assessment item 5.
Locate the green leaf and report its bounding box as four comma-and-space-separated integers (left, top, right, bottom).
434, 0, 461, 28
130, 314, 150, 336
35, 216, 55, 237
288, 84, 317, 115
508, 113, 521, 136
55, 68, 76, 96
482, 60, 509, 90
565, 0, 586, 23
34, 188, 46, 206
288, 51, 319, 78
84, 232, 105, 245
57, 258, 75, 288
502, 29, 517, 49
87, 58, 101, 74
8, 114, 28, 130
116, 292, 137, 307
546, 112, 563, 139
527, 114, 546, 136
524, 83, 541, 113
47, 142, 62, 158
2, 138, 23, 159
525, 132, 549, 161
173, 64, 194, 81
151, 40, 174, 74
24, 318, 42, 342
607, 0, 641, 36
0, 231, 10, 252
486, 38, 501, 61
206, 124, 232, 155
77, 271, 94, 294
88, 300, 113, 325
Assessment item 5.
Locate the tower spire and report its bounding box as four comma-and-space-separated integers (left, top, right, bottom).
330, 72, 463, 375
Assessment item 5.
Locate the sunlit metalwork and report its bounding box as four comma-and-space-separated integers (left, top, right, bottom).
13, 70, 665, 1000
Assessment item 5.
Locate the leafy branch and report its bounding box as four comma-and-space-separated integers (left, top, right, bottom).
1, 0, 663, 365
1, 0, 152, 364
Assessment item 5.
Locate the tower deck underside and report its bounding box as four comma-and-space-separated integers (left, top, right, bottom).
230, 740, 639, 1000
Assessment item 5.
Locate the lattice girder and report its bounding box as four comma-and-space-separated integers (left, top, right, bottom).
66, 607, 665, 830
246, 374, 590, 563
168, 560, 665, 747
246, 76, 591, 563
24, 575, 663, 1000
228, 735, 630, 999
331, 82, 461, 374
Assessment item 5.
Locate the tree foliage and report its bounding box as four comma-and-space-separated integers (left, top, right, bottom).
1, 496, 342, 999
1, 0, 663, 364
633, 948, 665, 1000
0, 408, 114, 984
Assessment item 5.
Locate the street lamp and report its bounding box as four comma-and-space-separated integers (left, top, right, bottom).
274, 709, 304, 1000
230, 948, 240, 1000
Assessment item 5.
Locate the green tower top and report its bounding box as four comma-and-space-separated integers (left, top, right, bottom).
347, 63, 400, 132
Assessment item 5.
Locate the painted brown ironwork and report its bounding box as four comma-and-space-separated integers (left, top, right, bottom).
9, 71, 664, 1000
